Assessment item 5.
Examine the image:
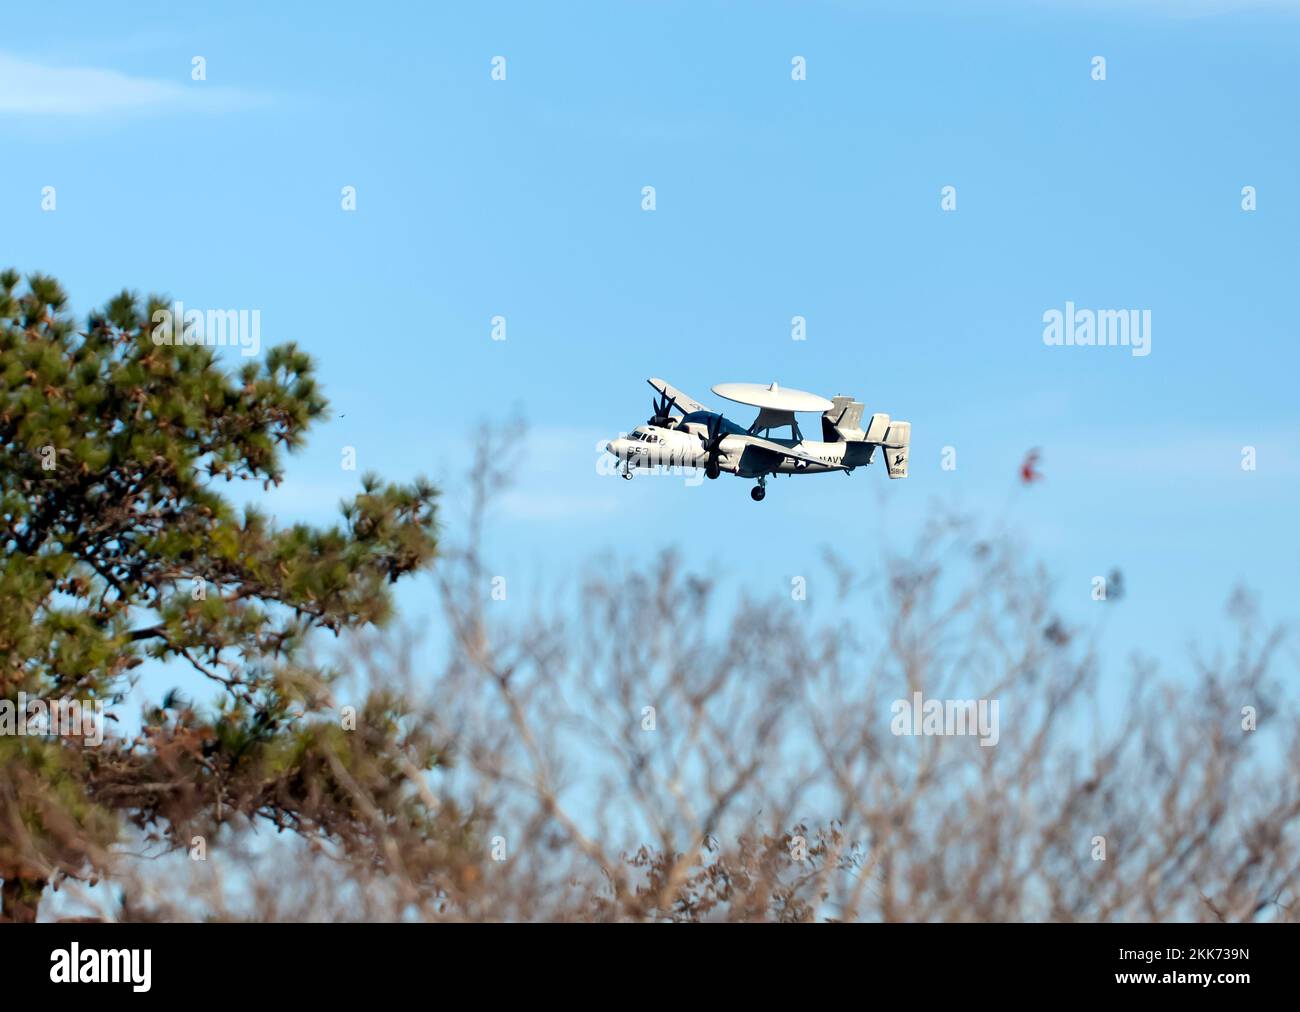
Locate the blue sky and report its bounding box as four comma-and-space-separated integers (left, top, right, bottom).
3, 0, 1298, 713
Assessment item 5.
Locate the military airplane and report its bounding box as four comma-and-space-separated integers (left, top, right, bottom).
605, 378, 911, 501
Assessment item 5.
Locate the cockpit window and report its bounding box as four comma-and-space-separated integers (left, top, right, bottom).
679, 411, 747, 436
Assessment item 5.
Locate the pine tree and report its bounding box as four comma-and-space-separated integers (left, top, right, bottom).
0, 270, 453, 921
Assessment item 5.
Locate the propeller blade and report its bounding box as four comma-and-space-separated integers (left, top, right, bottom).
649, 391, 680, 426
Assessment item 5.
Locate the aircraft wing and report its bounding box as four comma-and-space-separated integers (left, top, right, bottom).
648, 377, 709, 415
742, 435, 851, 471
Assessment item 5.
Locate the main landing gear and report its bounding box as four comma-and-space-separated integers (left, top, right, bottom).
750, 476, 767, 502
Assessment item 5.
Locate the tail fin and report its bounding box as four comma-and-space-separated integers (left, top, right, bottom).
882, 420, 910, 479
821, 396, 865, 442
829, 403, 911, 478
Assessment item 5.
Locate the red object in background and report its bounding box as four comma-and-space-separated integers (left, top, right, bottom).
1020, 449, 1044, 484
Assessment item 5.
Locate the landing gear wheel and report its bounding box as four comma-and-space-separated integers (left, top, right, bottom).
621, 470, 633, 480
750, 485, 766, 502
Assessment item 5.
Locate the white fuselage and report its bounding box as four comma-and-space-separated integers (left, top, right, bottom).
606, 421, 855, 478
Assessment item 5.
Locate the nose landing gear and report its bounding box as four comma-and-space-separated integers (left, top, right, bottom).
750, 476, 767, 502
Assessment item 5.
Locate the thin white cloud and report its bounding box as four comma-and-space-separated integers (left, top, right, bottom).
0, 52, 265, 117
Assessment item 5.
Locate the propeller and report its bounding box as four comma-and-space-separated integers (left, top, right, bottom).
696, 413, 726, 478
648, 391, 678, 427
